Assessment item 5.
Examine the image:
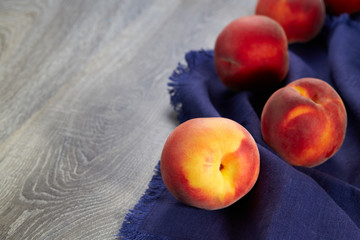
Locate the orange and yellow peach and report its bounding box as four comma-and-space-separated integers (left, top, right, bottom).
323, 0, 360, 16
214, 15, 289, 91
255, 0, 326, 43
261, 78, 347, 167
161, 117, 260, 210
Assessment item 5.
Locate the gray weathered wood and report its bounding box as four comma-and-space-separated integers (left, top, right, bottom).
0, 1, 256, 239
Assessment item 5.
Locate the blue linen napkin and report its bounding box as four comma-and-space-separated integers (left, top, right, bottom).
119, 13, 360, 240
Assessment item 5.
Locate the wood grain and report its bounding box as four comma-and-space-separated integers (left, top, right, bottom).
0, 1, 256, 239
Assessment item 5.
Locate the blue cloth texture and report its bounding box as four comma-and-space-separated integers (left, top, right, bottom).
120, 13, 360, 240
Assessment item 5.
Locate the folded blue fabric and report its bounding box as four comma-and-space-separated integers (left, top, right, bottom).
120, 13, 360, 240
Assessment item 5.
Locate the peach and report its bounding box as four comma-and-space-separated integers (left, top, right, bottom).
255, 0, 326, 43
261, 78, 347, 167
323, 0, 360, 16
214, 15, 289, 91
160, 117, 260, 210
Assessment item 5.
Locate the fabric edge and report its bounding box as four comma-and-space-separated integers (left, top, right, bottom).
118, 162, 166, 240
168, 61, 188, 124
167, 49, 214, 123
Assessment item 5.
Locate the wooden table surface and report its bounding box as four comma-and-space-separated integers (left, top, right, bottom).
0, 1, 256, 239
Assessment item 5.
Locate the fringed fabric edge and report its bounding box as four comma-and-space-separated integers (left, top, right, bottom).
167, 49, 214, 123
118, 162, 168, 240
167, 61, 190, 124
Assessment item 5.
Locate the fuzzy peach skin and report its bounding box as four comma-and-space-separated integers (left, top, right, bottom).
324, 0, 360, 16
160, 117, 260, 210
261, 78, 347, 167
214, 15, 289, 91
255, 0, 326, 43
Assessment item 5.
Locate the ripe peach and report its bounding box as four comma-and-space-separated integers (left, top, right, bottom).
214, 15, 289, 91
255, 0, 326, 43
261, 78, 347, 167
160, 117, 260, 210
323, 0, 360, 16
